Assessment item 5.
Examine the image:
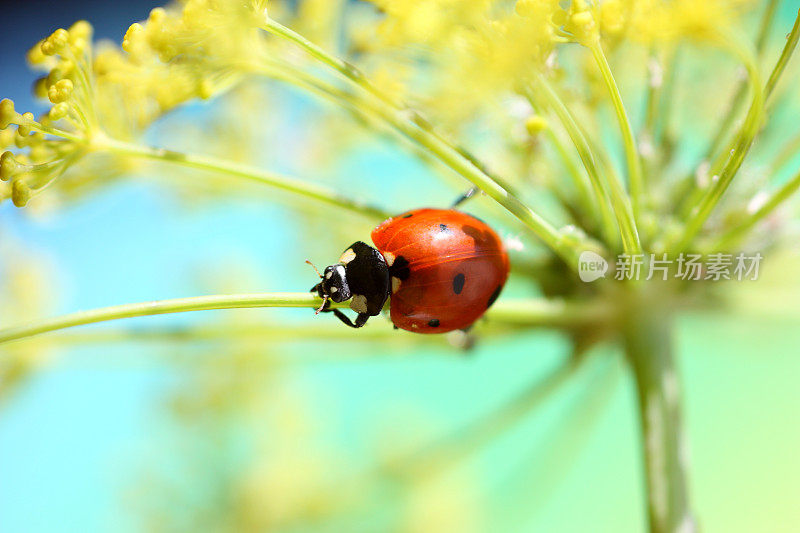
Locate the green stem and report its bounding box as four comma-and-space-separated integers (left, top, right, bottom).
623, 304, 692, 533
0, 296, 606, 346
703, 0, 779, 161
712, 167, 800, 250
675, 15, 800, 249
261, 17, 514, 198
0, 293, 343, 345
92, 135, 391, 220
543, 125, 597, 222
531, 77, 642, 255
673, 39, 765, 249
764, 8, 800, 101
591, 42, 644, 221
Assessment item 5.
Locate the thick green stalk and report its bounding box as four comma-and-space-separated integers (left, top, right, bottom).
92, 135, 391, 220
624, 305, 692, 533
591, 42, 644, 220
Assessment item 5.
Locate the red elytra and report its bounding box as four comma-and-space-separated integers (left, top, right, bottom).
371, 208, 510, 333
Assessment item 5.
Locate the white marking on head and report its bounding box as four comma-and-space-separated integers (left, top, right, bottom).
325, 271, 333, 279
391, 277, 401, 294
330, 286, 338, 293
350, 294, 368, 314
383, 251, 395, 266
339, 248, 356, 264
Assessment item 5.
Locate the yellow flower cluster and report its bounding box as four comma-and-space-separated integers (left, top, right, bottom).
1, 1, 270, 208
364, 0, 562, 121
599, 0, 754, 43
356, 0, 754, 123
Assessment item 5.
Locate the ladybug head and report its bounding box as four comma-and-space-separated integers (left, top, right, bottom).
318, 264, 352, 303
308, 260, 352, 310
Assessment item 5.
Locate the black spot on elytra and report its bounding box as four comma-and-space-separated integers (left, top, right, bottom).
452, 273, 465, 294
428, 319, 440, 328
402, 213, 413, 218
486, 285, 502, 309
389, 255, 410, 280
438, 223, 449, 232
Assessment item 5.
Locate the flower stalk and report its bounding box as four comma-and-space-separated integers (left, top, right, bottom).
93, 135, 391, 220
624, 303, 692, 533
0, 295, 607, 346
530, 77, 642, 255
590, 42, 644, 221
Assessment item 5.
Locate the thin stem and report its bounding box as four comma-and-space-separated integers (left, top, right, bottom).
703, 0, 779, 161
673, 34, 764, 221
92, 135, 391, 220
674, 31, 768, 249
0, 293, 344, 345
543, 126, 596, 222
712, 167, 800, 250
261, 17, 514, 198
624, 305, 692, 533
675, 13, 799, 248
531, 77, 642, 255
655, 46, 680, 150
0, 296, 606, 346
764, 8, 800, 101
591, 42, 644, 221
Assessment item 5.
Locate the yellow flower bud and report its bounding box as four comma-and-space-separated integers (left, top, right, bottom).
566, 1, 599, 46
47, 79, 74, 104
71, 37, 88, 55
41, 28, 70, 56
0, 151, 18, 181
12, 179, 31, 207
0, 99, 20, 129
122, 23, 144, 54
68, 20, 93, 43
17, 113, 35, 137
198, 79, 215, 100
148, 7, 167, 24
49, 102, 70, 120
525, 115, 549, 136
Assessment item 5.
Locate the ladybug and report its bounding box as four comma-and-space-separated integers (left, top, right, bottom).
311, 208, 509, 333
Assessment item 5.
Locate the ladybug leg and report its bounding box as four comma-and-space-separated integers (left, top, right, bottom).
451, 187, 479, 208
330, 308, 369, 328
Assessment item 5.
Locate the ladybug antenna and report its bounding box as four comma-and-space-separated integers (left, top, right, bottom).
305, 260, 323, 278
315, 295, 329, 315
